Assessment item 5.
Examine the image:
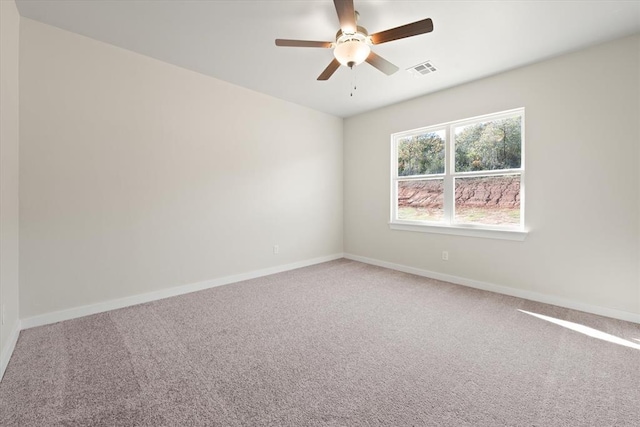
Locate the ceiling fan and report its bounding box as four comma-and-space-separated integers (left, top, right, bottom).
275, 0, 434, 81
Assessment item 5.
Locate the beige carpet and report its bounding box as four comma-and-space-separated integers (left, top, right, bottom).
1, 259, 639, 426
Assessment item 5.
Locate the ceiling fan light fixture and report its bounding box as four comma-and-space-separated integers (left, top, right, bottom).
334, 40, 371, 68
274, 1, 434, 81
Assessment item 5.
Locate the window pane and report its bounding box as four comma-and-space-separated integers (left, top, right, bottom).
454, 116, 521, 172
397, 130, 445, 176
397, 179, 444, 222
455, 176, 520, 226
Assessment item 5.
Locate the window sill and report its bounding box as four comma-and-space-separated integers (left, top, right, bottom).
389, 222, 528, 241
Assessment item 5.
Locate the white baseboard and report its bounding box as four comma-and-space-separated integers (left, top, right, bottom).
344, 253, 640, 324
10, 250, 638, 376
21, 253, 344, 330
1, 320, 21, 381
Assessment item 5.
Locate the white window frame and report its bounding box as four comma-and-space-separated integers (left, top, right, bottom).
390, 108, 528, 241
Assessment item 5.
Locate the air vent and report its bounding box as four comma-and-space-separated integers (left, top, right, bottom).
407, 60, 437, 76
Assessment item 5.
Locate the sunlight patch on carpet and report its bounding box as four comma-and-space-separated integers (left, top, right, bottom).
518, 310, 640, 350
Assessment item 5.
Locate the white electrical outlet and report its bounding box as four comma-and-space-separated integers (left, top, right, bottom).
273, 245, 279, 255
442, 251, 449, 261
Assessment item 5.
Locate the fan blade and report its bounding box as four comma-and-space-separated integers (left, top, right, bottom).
370, 18, 434, 45
318, 59, 341, 81
275, 39, 333, 48
334, 0, 356, 33
365, 51, 399, 75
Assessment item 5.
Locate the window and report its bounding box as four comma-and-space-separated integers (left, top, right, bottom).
390, 108, 526, 240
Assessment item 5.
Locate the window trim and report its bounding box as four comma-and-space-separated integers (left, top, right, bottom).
390, 108, 528, 241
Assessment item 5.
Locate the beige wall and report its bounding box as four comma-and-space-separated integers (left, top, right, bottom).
344, 35, 640, 315
11, 15, 640, 327
0, 0, 21, 372
19, 18, 343, 318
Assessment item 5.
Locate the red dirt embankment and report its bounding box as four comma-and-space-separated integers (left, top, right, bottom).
398, 176, 520, 209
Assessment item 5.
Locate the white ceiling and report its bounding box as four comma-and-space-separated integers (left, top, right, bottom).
15, 0, 640, 118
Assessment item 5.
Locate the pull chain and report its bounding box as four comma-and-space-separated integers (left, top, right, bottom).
350, 66, 357, 97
